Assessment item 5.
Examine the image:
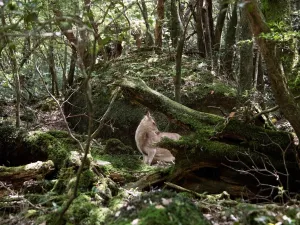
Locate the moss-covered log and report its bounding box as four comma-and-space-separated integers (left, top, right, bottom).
115, 77, 300, 198
0, 160, 54, 196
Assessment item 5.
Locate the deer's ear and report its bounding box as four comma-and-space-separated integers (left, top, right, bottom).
146, 111, 151, 118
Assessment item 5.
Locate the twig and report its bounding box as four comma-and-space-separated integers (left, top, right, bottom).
207, 106, 227, 117
164, 182, 206, 199
92, 87, 120, 138
252, 95, 300, 120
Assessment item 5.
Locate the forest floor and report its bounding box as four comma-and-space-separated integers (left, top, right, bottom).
0, 100, 66, 131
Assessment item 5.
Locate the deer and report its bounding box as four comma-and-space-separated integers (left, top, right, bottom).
135, 111, 181, 165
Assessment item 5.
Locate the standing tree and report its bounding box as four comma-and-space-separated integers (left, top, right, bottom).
155, 0, 165, 49
213, 0, 229, 52
174, 3, 193, 103
48, 37, 59, 97
169, 0, 182, 48
244, 0, 300, 140
192, 0, 206, 57
238, 5, 253, 94
138, 0, 154, 46
222, 1, 238, 79
202, 0, 213, 62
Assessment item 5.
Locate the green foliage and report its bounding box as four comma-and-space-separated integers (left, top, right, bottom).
260, 21, 299, 42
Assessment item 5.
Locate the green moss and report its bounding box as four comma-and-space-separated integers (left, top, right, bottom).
26, 193, 64, 206
78, 169, 96, 191
188, 81, 237, 100
138, 206, 171, 225
97, 154, 149, 183
36, 213, 60, 225
73, 51, 236, 143
99, 154, 142, 171
108, 190, 130, 212
103, 138, 135, 155
26, 131, 70, 169
221, 119, 293, 156
52, 167, 75, 194
47, 130, 70, 139
47, 130, 79, 147
65, 194, 100, 225
106, 190, 210, 225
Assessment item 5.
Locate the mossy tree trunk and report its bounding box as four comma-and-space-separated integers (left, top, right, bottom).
222, 1, 238, 80
169, 0, 182, 48
115, 77, 300, 198
262, 0, 293, 78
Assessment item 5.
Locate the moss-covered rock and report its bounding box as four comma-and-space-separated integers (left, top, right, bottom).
51, 167, 75, 194
0, 127, 82, 177
103, 138, 135, 155
65, 194, 107, 225
26, 131, 70, 170
47, 130, 79, 147
78, 169, 97, 191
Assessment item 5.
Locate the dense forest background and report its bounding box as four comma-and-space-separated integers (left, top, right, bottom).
1, 0, 300, 224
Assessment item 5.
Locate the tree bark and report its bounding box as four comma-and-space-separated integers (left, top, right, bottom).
0, 160, 54, 190
206, 0, 214, 44
202, 0, 213, 65
222, 1, 237, 79
49, 37, 59, 97
169, 0, 182, 47
155, 0, 165, 49
62, 42, 68, 95
138, 0, 154, 46
244, 0, 300, 141
238, 6, 253, 94
253, 47, 264, 94
213, 0, 229, 52
174, 4, 193, 103
263, 0, 293, 78
192, 0, 206, 57
68, 47, 77, 87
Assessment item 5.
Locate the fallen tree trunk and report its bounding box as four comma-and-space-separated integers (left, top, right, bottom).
115, 77, 300, 199
0, 160, 54, 197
